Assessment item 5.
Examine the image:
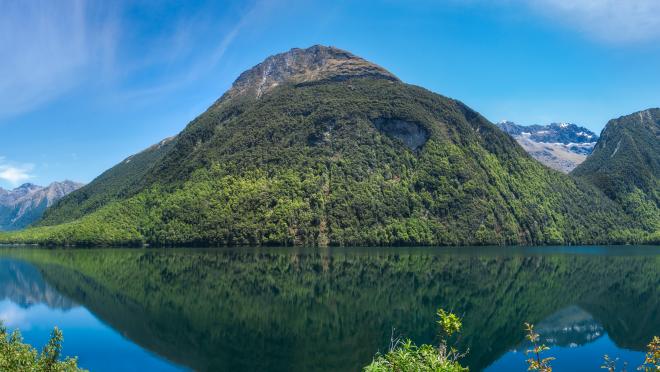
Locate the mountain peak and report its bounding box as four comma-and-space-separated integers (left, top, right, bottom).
496, 120, 598, 173
222, 45, 399, 100
16, 183, 37, 190
0, 180, 83, 231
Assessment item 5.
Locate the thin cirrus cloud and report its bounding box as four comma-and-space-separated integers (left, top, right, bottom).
521, 0, 660, 43
0, 0, 270, 117
1, 0, 656, 120
0, 0, 119, 118
114, 0, 271, 103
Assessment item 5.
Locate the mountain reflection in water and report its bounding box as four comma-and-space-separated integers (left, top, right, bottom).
532, 306, 604, 348
0, 246, 658, 372
0, 260, 74, 310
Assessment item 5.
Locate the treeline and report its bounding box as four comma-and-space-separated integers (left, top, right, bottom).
1, 162, 655, 247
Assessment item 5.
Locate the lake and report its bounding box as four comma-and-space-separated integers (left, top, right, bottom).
0, 246, 657, 371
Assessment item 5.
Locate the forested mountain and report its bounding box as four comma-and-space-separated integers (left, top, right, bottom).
572, 108, 659, 238
496, 121, 598, 172
0, 46, 654, 246
0, 181, 82, 231
39, 137, 175, 224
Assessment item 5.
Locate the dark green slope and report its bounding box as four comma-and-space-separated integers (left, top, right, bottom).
39, 136, 176, 226
573, 108, 659, 200
572, 108, 659, 239
0, 45, 644, 246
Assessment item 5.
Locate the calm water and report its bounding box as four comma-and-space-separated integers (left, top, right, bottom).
0, 246, 657, 372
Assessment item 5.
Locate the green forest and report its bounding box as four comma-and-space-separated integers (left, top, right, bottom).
1, 78, 657, 246
572, 108, 660, 240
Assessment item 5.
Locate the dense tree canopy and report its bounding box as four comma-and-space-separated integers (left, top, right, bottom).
2, 77, 653, 246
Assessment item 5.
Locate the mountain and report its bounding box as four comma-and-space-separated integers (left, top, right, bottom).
496, 121, 598, 173
0, 181, 83, 231
572, 108, 659, 239
0, 45, 648, 246
39, 137, 176, 224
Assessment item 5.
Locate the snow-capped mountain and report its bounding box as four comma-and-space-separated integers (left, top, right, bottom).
0, 180, 83, 231
496, 121, 599, 173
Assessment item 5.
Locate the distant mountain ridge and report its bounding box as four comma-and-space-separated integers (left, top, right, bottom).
497, 121, 598, 146
0, 181, 83, 231
38, 137, 176, 225
496, 121, 598, 172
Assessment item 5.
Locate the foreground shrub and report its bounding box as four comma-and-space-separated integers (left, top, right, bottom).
365, 340, 468, 372
364, 309, 468, 372
366, 312, 660, 372
639, 336, 659, 372
0, 322, 85, 372
524, 322, 554, 372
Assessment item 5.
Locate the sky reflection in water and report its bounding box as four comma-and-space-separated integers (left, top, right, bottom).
0, 246, 657, 372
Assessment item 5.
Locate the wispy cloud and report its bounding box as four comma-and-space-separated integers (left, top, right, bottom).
521, 0, 660, 43
0, 0, 119, 118
115, 0, 272, 103
0, 0, 271, 114
0, 157, 34, 185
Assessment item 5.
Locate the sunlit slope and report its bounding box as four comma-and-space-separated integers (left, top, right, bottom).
0, 46, 646, 246
572, 108, 660, 241
38, 137, 176, 225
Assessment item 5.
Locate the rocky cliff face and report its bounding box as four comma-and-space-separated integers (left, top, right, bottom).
0, 180, 83, 231
497, 121, 599, 173
221, 45, 399, 101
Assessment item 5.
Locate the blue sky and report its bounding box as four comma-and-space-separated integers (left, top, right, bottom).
1, 0, 659, 189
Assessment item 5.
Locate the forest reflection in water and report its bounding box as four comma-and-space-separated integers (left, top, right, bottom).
0, 245, 658, 371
